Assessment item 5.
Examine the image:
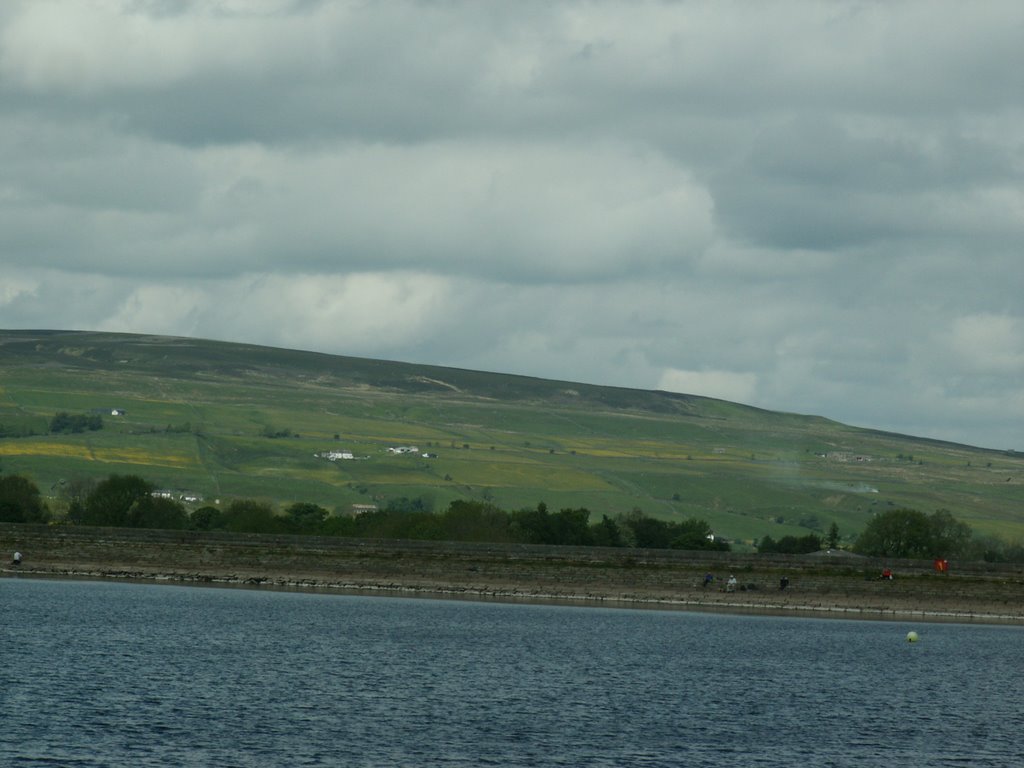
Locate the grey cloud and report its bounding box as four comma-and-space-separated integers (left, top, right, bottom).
1, 129, 714, 281
0, 1, 1022, 450
0, 117, 201, 213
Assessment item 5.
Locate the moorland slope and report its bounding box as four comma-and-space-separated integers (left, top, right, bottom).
1, 330, 1022, 546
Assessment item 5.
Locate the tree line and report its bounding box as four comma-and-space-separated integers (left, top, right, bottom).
192, 499, 724, 549
757, 521, 843, 554
2, 471, 1022, 561
852, 507, 982, 560
0, 410, 103, 438
49, 411, 104, 434
0, 472, 729, 551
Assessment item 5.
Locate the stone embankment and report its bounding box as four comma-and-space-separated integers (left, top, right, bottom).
3, 524, 1023, 624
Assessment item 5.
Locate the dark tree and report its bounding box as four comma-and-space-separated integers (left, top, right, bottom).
284, 502, 329, 534
590, 515, 624, 547
129, 496, 187, 530
190, 505, 226, 531
349, 508, 437, 540
928, 509, 972, 558
0, 475, 49, 523
758, 534, 822, 554
61, 477, 97, 525
854, 508, 973, 559
433, 500, 509, 542
62, 477, 97, 505
854, 509, 931, 557
385, 496, 435, 514
669, 518, 720, 550
966, 535, 1024, 563
511, 502, 555, 544
622, 512, 673, 549
221, 500, 280, 534
548, 508, 593, 546
616, 511, 729, 551
82, 474, 154, 527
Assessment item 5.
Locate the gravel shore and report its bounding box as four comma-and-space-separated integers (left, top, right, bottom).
4, 525, 1024, 625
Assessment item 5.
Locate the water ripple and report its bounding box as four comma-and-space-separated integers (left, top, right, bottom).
2, 579, 1022, 767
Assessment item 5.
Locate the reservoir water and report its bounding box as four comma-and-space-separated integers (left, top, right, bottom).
2, 578, 1022, 767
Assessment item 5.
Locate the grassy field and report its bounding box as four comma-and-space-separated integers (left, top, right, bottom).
1, 329, 1023, 549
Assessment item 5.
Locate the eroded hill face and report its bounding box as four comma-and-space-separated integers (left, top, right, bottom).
1, 329, 1022, 545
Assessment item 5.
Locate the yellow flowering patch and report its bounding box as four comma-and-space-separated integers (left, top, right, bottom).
0, 442, 93, 459
0, 441, 194, 467
91, 447, 194, 467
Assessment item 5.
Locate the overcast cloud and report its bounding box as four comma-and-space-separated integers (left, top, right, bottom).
1, 1, 1021, 449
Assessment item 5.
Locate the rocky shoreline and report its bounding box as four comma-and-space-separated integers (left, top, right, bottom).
4, 524, 1024, 625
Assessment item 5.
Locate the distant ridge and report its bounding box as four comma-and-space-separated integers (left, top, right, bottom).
0, 329, 741, 416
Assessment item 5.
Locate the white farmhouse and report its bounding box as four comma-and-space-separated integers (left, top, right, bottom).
316, 451, 355, 461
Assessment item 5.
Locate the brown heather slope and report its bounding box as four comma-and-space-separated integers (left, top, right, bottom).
3, 524, 1024, 624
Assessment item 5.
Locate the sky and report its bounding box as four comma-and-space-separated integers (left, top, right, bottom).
0, 1, 1021, 450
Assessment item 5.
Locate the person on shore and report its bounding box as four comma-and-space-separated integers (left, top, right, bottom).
703, 572, 714, 589
779, 575, 789, 590
11, 551, 21, 567
726, 574, 737, 593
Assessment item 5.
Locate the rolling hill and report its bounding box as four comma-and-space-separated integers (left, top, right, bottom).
1, 329, 1022, 548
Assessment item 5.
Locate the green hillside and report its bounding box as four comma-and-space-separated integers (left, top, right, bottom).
1, 329, 1022, 548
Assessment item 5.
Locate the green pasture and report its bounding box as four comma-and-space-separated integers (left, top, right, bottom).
1, 330, 1023, 545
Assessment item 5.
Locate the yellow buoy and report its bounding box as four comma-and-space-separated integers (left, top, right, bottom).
906, 631, 919, 643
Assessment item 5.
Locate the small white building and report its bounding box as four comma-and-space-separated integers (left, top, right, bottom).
317, 450, 355, 461
151, 490, 204, 503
